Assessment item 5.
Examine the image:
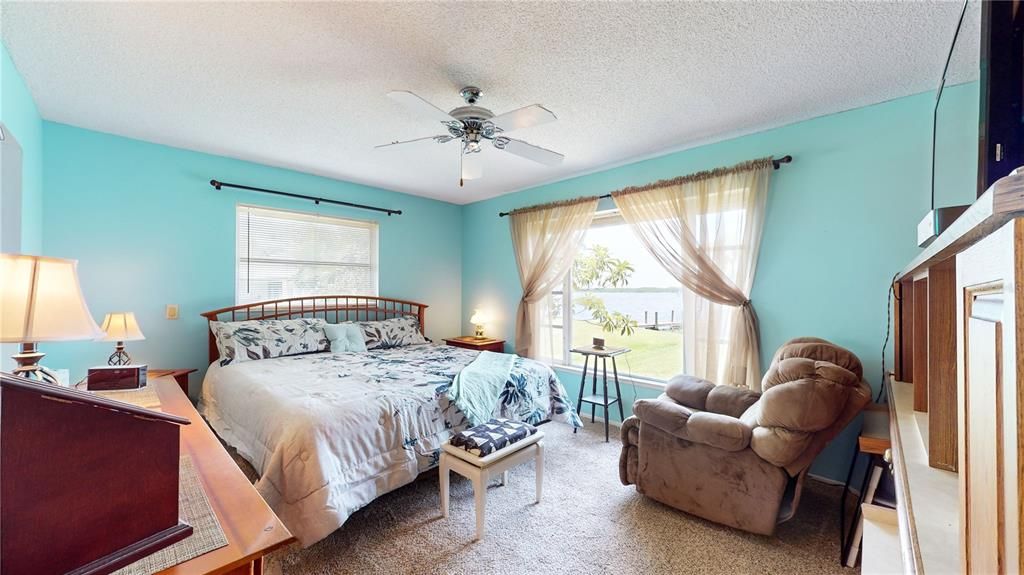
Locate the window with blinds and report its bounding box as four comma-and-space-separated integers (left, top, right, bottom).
236, 205, 378, 304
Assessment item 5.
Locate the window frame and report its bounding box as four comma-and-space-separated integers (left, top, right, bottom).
549, 208, 683, 385
234, 203, 380, 304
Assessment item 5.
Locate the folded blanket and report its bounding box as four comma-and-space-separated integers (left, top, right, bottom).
450, 419, 538, 457
448, 350, 516, 426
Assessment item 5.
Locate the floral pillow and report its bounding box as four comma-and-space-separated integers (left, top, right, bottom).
358, 316, 428, 350
211, 318, 329, 366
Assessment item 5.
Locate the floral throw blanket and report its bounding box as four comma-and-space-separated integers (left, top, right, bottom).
199, 343, 581, 547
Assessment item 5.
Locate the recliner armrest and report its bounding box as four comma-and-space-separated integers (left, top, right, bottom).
632, 399, 752, 452
632, 398, 694, 439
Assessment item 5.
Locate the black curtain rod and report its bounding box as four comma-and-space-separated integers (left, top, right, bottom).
497, 155, 792, 217
210, 180, 402, 216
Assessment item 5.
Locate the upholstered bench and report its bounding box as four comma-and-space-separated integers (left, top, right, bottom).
439, 420, 545, 541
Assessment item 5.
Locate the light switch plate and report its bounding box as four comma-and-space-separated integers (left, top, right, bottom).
166, 304, 179, 320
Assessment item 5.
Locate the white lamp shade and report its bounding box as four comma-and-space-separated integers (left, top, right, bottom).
469, 309, 487, 325
0, 253, 104, 342
99, 312, 146, 342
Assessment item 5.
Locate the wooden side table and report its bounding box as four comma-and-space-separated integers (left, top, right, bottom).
570, 345, 629, 442
444, 336, 506, 353
149, 369, 198, 397
114, 377, 295, 574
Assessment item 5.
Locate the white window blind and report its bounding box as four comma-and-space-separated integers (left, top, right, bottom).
236, 205, 378, 304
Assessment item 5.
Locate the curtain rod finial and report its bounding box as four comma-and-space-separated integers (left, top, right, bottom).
210, 179, 222, 190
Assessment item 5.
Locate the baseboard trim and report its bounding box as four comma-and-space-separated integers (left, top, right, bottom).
808, 473, 844, 486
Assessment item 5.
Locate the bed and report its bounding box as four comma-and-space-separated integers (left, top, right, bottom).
197, 296, 581, 547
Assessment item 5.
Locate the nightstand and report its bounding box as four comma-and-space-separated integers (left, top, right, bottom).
148, 368, 197, 396
444, 336, 506, 353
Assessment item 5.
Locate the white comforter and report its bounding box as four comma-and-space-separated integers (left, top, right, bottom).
199, 343, 580, 546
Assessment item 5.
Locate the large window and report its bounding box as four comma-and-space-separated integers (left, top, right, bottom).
236, 205, 378, 304
539, 210, 684, 381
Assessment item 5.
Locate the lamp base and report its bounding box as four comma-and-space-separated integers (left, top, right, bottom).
473, 325, 486, 339
108, 342, 132, 366
12, 342, 60, 385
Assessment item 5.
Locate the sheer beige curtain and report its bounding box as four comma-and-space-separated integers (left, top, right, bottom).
509, 197, 599, 357
611, 158, 772, 390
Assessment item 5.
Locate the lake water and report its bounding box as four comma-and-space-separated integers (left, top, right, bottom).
565, 289, 683, 326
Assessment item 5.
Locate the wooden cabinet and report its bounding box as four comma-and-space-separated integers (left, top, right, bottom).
884, 172, 1024, 573
150, 377, 295, 574
957, 220, 1021, 574
149, 368, 198, 397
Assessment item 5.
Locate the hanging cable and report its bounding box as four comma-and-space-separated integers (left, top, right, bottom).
878, 272, 900, 403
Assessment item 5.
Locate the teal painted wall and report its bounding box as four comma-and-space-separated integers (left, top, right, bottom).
1, 42, 45, 373
461, 90, 977, 480
41, 122, 462, 392
0, 42, 43, 254
934, 80, 981, 207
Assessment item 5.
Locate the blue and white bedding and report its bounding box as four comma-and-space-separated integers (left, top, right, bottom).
199, 342, 581, 547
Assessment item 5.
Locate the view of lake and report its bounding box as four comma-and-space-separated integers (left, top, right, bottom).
562, 289, 683, 327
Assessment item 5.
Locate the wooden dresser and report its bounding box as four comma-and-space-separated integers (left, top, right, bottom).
149, 377, 295, 574
875, 171, 1024, 573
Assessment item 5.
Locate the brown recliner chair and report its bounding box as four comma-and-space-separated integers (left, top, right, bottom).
619, 337, 871, 535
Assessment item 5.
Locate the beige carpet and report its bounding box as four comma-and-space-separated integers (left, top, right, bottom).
229, 421, 853, 575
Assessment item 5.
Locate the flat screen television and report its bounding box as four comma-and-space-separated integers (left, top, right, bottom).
923, 0, 1023, 247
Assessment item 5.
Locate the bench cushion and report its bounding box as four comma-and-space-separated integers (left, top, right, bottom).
450, 419, 538, 457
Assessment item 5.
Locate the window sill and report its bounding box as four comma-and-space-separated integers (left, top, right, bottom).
551, 363, 668, 392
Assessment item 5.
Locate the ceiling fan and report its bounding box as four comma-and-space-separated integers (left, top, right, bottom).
376, 86, 564, 186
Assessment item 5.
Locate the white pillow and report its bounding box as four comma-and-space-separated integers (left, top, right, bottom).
325, 323, 367, 352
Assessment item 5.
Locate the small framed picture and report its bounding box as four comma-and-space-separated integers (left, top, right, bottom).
593, 337, 605, 350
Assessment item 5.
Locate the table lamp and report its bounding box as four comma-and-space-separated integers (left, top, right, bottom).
98, 312, 145, 365
0, 254, 104, 384
469, 308, 488, 339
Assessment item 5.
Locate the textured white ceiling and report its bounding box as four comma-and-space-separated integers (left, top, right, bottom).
1, 1, 974, 204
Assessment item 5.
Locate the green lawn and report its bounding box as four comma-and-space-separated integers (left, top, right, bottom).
569, 320, 682, 381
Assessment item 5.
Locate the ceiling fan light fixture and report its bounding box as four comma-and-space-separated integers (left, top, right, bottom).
379, 85, 563, 186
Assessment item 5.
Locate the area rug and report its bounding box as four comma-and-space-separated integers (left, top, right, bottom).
226, 421, 851, 575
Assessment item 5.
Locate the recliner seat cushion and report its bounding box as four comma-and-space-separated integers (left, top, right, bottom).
687, 412, 752, 452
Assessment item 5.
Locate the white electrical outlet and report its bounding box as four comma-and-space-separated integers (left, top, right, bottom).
166, 304, 180, 320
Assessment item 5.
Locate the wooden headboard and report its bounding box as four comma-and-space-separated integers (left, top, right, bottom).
200, 295, 428, 364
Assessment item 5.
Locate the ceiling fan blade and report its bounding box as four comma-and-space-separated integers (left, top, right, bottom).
462, 151, 483, 180
496, 138, 564, 166
374, 134, 451, 149
387, 91, 456, 123
490, 104, 557, 132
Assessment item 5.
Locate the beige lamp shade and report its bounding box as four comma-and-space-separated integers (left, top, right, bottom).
98, 312, 145, 342
0, 254, 104, 343
469, 309, 488, 325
